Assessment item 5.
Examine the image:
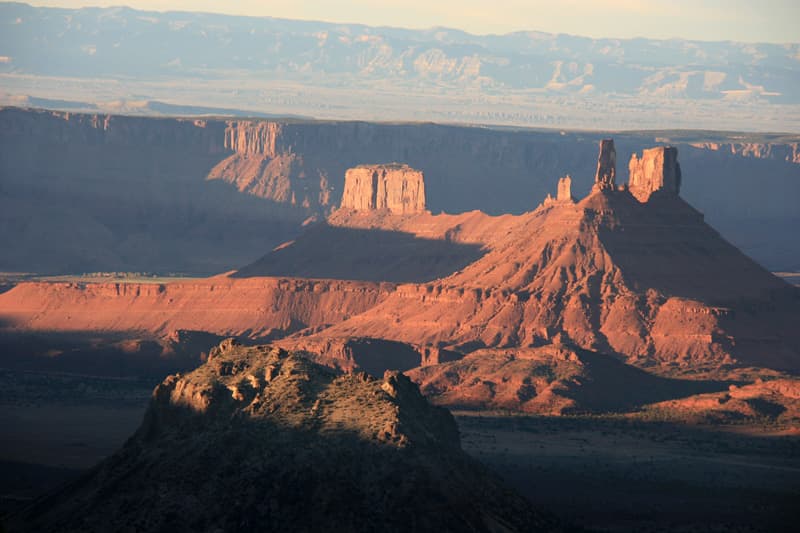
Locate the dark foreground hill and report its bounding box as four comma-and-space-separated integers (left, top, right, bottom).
8, 340, 558, 533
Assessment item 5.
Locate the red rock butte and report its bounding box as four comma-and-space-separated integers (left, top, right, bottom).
340, 163, 427, 214
628, 146, 682, 202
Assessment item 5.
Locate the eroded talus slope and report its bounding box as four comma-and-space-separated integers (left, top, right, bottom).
317, 189, 800, 374
10, 341, 558, 533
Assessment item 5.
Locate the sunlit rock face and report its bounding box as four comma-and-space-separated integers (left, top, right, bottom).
628, 146, 682, 202
340, 164, 427, 214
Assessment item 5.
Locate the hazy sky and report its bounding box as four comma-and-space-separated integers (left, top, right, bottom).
24, 0, 800, 43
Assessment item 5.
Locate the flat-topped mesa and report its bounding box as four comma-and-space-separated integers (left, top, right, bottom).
628, 146, 682, 202
593, 139, 617, 191
340, 163, 426, 214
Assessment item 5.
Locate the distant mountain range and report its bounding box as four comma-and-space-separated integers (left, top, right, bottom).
1, 2, 799, 130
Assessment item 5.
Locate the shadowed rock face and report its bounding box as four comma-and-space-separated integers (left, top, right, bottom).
232, 224, 485, 282
10, 340, 558, 533
628, 146, 682, 202
340, 164, 427, 214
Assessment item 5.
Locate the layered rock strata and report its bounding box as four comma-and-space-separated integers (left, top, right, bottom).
340, 164, 426, 214
3, 108, 800, 272
2, 139, 799, 378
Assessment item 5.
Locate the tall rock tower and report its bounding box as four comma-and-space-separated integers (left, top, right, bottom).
557, 175, 574, 202
593, 139, 617, 191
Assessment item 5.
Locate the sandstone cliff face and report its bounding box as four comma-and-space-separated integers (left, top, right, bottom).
0, 107, 228, 152
689, 141, 800, 164
12, 342, 557, 533
224, 121, 283, 157
628, 146, 681, 202
3, 107, 799, 272
340, 164, 426, 214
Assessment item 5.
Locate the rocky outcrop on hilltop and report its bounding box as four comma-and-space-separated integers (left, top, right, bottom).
11, 341, 558, 532
628, 146, 682, 202
340, 164, 426, 214
542, 175, 574, 206
557, 175, 574, 202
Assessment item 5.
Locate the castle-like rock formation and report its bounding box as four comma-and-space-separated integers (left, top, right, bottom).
628, 146, 682, 202
340, 163, 426, 214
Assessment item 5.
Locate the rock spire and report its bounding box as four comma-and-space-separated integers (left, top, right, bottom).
557, 175, 574, 202
593, 139, 617, 191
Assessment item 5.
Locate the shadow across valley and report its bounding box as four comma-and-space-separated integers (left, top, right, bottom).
566, 348, 732, 412
0, 329, 219, 379
233, 223, 486, 283
456, 413, 800, 533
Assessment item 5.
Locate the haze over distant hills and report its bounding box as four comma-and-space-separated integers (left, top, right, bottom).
1, 2, 799, 131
